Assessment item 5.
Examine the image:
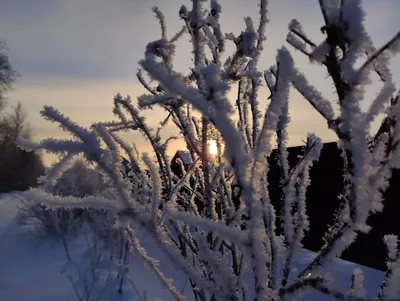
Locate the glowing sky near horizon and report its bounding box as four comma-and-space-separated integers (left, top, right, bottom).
1, 0, 399, 166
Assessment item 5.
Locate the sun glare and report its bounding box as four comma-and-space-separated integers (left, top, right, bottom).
208, 140, 218, 156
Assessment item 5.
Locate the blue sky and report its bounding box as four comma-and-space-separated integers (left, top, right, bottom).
1, 0, 399, 165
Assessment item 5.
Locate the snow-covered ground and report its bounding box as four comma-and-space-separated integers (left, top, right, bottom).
0, 195, 385, 301
0, 194, 191, 301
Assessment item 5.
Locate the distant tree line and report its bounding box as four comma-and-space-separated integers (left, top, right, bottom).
0, 40, 44, 193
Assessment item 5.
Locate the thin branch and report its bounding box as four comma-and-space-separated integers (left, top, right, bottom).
318, 0, 329, 27
354, 32, 400, 85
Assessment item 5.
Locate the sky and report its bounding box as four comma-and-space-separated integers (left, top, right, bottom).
1, 0, 399, 166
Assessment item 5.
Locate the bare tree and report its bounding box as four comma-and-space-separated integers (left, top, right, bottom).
0, 40, 18, 105
0, 40, 44, 192
0, 104, 44, 192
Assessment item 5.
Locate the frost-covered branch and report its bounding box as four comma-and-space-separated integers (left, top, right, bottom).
18, 1, 400, 301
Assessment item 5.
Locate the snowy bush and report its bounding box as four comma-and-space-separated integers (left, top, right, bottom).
17, 0, 400, 300
18, 159, 109, 239
53, 158, 106, 198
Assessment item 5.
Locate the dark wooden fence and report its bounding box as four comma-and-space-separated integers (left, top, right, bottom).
268, 142, 399, 271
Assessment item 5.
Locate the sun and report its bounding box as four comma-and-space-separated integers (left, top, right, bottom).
208, 140, 218, 156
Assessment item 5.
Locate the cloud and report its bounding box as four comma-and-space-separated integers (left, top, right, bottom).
1, 0, 399, 166
7, 74, 339, 166
1, 0, 398, 80
7, 75, 182, 164
1, 0, 191, 78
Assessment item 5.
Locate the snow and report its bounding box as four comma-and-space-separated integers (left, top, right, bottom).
177, 150, 192, 166
0, 195, 190, 301
0, 196, 71, 300
0, 194, 386, 301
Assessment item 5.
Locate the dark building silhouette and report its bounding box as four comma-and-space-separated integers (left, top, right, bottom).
171, 150, 193, 175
